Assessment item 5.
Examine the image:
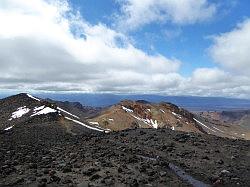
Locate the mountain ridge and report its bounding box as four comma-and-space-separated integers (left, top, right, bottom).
2, 93, 250, 110
0, 93, 109, 134
1, 93, 249, 140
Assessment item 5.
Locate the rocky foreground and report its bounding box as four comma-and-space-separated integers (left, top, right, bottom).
0, 120, 249, 187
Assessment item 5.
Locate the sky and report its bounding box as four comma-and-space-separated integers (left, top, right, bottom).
0, 0, 250, 98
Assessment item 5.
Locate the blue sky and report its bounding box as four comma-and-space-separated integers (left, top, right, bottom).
0, 0, 250, 98
69, 0, 249, 76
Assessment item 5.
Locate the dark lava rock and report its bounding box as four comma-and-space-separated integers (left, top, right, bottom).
50, 175, 61, 183
28, 163, 38, 169
62, 166, 72, 173
38, 178, 47, 183
43, 169, 50, 174
0, 113, 249, 187
202, 156, 210, 160
82, 167, 100, 176
217, 159, 224, 165
89, 174, 101, 181
62, 176, 73, 184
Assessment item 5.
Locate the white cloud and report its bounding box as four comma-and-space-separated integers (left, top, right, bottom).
116, 0, 216, 31
210, 19, 250, 75
183, 67, 250, 97
191, 68, 229, 84
0, 0, 180, 93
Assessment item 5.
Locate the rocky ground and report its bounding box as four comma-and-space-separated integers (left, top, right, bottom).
0, 120, 249, 187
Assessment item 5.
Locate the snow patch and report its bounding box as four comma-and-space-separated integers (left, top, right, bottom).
147, 109, 151, 112
65, 117, 109, 133
150, 119, 158, 129
242, 134, 245, 136
108, 118, 114, 121
27, 94, 40, 101
131, 115, 158, 128
193, 118, 216, 133
34, 105, 45, 111
4, 125, 14, 131
172, 112, 182, 119
57, 107, 79, 119
31, 106, 57, 117
160, 109, 165, 113
171, 126, 175, 131
172, 112, 177, 116
122, 106, 133, 113
9, 106, 30, 120
89, 122, 99, 125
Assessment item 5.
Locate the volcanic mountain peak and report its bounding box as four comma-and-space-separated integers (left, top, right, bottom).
85, 100, 250, 139
87, 99, 203, 133
0, 93, 109, 134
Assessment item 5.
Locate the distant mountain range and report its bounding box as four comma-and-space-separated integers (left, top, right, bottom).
1, 93, 248, 140
2, 93, 250, 111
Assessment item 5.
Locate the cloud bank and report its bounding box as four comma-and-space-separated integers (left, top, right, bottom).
116, 0, 217, 31
210, 19, 250, 75
0, 0, 250, 99
0, 0, 180, 92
